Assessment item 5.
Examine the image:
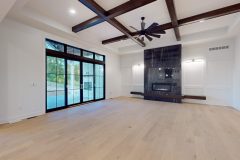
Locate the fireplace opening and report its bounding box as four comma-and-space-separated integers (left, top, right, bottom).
152, 83, 174, 92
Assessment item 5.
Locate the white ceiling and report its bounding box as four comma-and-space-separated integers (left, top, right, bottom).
26, 0, 97, 27
0, 0, 16, 23
180, 13, 239, 35
5, 0, 240, 54
96, 0, 129, 11
175, 0, 240, 19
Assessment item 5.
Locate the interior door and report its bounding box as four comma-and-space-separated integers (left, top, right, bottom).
67, 60, 81, 105
82, 62, 94, 102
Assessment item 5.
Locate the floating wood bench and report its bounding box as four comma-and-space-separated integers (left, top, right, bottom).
183, 95, 206, 100
130, 92, 144, 96
130, 92, 206, 100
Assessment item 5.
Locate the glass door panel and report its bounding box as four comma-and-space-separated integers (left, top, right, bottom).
47, 56, 66, 110
67, 60, 81, 105
83, 62, 94, 102
95, 64, 104, 99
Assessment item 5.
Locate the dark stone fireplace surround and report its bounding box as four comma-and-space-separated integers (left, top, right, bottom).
144, 44, 182, 103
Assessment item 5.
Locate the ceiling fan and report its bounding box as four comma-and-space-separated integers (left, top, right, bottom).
130, 17, 166, 42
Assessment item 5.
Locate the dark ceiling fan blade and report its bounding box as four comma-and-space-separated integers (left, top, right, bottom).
146, 33, 161, 38
130, 26, 139, 31
141, 22, 146, 30
145, 34, 153, 41
146, 23, 159, 31
150, 29, 166, 34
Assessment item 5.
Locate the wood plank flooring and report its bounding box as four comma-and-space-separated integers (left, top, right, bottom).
1, 97, 240, 160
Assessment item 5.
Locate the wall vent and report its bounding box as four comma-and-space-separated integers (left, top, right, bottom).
209, 45, 229, 51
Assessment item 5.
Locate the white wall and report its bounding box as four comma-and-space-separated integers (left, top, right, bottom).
120, 38, 236, 107
233, 33, 240, 110
182, 39, 235, 106
106, 54, 122, 98
0, 19, 121, 124
0, 33, 8, 123
120, 52, 144, 97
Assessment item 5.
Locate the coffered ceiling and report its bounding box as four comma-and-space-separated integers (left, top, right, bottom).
5, 0, 240, 54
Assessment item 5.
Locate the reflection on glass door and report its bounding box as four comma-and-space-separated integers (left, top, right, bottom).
67, 60, 81, 105
47, 56, 66, 110
83, 62, 94, 102
95, 64, 104, 99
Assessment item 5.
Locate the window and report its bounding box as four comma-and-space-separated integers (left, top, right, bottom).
67, 46, 81, 56
45, 40, 64, 52
83, 51, 94, 59
95, 54, 104, 61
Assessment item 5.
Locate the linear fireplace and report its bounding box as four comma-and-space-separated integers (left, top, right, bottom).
152, 83, 176, 92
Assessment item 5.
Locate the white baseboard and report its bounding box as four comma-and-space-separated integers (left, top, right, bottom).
232, 105, 240, 111
7, 110, 45, 124
0, 118, 8, 125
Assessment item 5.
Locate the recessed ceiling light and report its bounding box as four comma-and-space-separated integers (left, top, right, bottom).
69, 9, 76, 15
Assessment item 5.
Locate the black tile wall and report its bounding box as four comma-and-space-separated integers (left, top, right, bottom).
144, 44, 182, 103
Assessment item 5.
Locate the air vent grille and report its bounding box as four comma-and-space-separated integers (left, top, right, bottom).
209, 45, 229, 51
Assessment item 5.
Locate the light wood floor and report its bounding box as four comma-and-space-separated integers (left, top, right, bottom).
1, 97, 240, 160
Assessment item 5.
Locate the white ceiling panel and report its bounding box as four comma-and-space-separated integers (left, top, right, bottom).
26, 0, 97, 27
95, 0, 129, 11
107, 39, 137, 49
180, 13, 239, 35
77, 21, 123, 44
175, 0, 240, 19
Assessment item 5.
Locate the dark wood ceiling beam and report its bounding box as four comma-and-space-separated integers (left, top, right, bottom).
102, 3, 240, 45
72, 17, 105, 32
106, 0, 157, 19
78, 0, 146, 47
165, 0, 181, 41
73, 0, 156, 32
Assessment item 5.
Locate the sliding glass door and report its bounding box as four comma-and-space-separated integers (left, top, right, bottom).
46, 58, 105, 112
47, 56, 66, 110
82, 62, 94, 102
67, 60, 81, 105
46, 39, 105, 112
